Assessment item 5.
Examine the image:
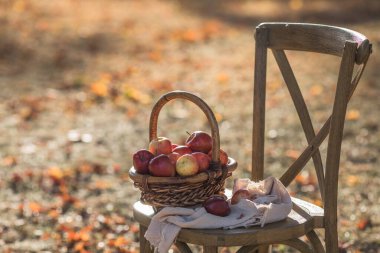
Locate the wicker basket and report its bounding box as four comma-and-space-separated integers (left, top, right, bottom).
129, 91, 237, 208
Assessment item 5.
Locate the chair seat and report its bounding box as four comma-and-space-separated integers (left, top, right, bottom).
133, 197, 324, 247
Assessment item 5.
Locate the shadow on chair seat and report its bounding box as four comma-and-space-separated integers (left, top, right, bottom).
133, 197, 324, 247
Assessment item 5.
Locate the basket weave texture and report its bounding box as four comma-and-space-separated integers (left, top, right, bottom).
129, 91, 237, 208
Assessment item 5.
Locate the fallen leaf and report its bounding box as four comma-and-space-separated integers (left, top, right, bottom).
346, 109, 360, 121
309, 84, 323, 96
180, 29, 203, 43
29, 202, 43, 213
47, 167, 64, 182
203, 20, 222, 37
2, 156, 17, 167
346, 175, 359, 186
90, 74, 112, 97
123, 85, 152, 104
148, 50, 162, 62
48, 209, 60, 219
356, 217, 372, 230
93, 180, 111, 190
114, 236, 129, 247
285, 149, 300, 160
216, 73, 230, 84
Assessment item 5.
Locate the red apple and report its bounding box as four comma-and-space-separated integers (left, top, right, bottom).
176, 154, 199, 177
208, 149, 228, 166
149, 137, 172, 156
192, 152, 211, 172
186, 131, 212, 153
231, 189, 251, 205
203, 195, 231, 217
148, 154, 176, 177
168, 152, 180, 166
133, 149, 154, 174
172, 145, 192, 156
171, 144, 179, 151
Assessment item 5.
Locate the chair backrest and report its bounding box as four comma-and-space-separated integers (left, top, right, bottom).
252, 22, 371, 249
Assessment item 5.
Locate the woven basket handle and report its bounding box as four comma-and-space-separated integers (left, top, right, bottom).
149, 90, 221, 169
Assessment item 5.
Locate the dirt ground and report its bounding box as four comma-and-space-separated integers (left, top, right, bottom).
0, 0, 379, 252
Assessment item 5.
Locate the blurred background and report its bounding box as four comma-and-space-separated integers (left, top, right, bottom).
0, 0, 379, 252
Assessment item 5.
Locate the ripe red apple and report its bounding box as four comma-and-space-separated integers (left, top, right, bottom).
208, 149, 229, 166
231, 189, 251, 205
176, 154, 199, 177
149, 137, 172, 156
168, 152, 180, 166
148, 154, 176, 177
133, 149, 155, 174
192, 152, 211, 172
171, 144, 179, 151
172, 145, 192, 156
203, 195, 231, 217
186, 131, 212, 154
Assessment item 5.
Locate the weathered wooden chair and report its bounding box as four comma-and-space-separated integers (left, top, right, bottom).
133, 22, 372, 252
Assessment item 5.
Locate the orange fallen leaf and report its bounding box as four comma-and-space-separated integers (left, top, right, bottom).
93, 180, 111, 190
47, 167, 64, 182
346, 109, 360, 121
295, 174, 308, 185
148, 50, 162, 62
180, 29, 203, 43
346, 175, 359, 186
90, 74, 112, 97
29, 202, 43, 213
123, 86, 152, 105
48, 209, 60, 219
309, 84, 323, 96
203, 20, 222, 36
74, 241, 85, 251
90, 82, 108, 97
216, 73, 230, 84
2, 156, 17, 166
356, 217, 372, 230
114, 236, 129, 247
285, 149, 300, 160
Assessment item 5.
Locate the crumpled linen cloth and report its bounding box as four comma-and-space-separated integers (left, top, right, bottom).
145, 176, 292, 253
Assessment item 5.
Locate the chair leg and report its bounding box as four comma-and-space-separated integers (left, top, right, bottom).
175, 241, 193, 253
258, 245, 270, 253
306, 231, 325, 253
139, 225, 154, 253
203, 246, 218, 253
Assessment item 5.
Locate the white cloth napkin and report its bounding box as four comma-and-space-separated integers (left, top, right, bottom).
145, 176, 292, 253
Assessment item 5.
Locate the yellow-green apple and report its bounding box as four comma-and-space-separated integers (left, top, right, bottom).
176, 154, 199, 177
168, 152, 180, 166
192, 152, 211, 172
148, 154, 176, 177
208, 149, 228, 166
172, 145, 192, 156
186, 131, 212, 153
149, 137, 172, 156
231, 189, 251, 205
133, 149, 154, 174
203, 195, 231, 217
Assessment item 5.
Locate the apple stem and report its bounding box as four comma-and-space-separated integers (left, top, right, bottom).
186, 131, 191, 136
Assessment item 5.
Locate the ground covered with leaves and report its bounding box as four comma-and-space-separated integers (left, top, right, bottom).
0, 0, 379, 252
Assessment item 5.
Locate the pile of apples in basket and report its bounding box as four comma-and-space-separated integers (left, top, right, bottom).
132, 131, 228, 177
132, 131, 240, 216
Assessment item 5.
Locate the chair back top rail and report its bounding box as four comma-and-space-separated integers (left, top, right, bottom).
256, 22, 371, 64
252, 22, 372, 203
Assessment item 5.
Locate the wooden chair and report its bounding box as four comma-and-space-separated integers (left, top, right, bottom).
133, 23, 372, 253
